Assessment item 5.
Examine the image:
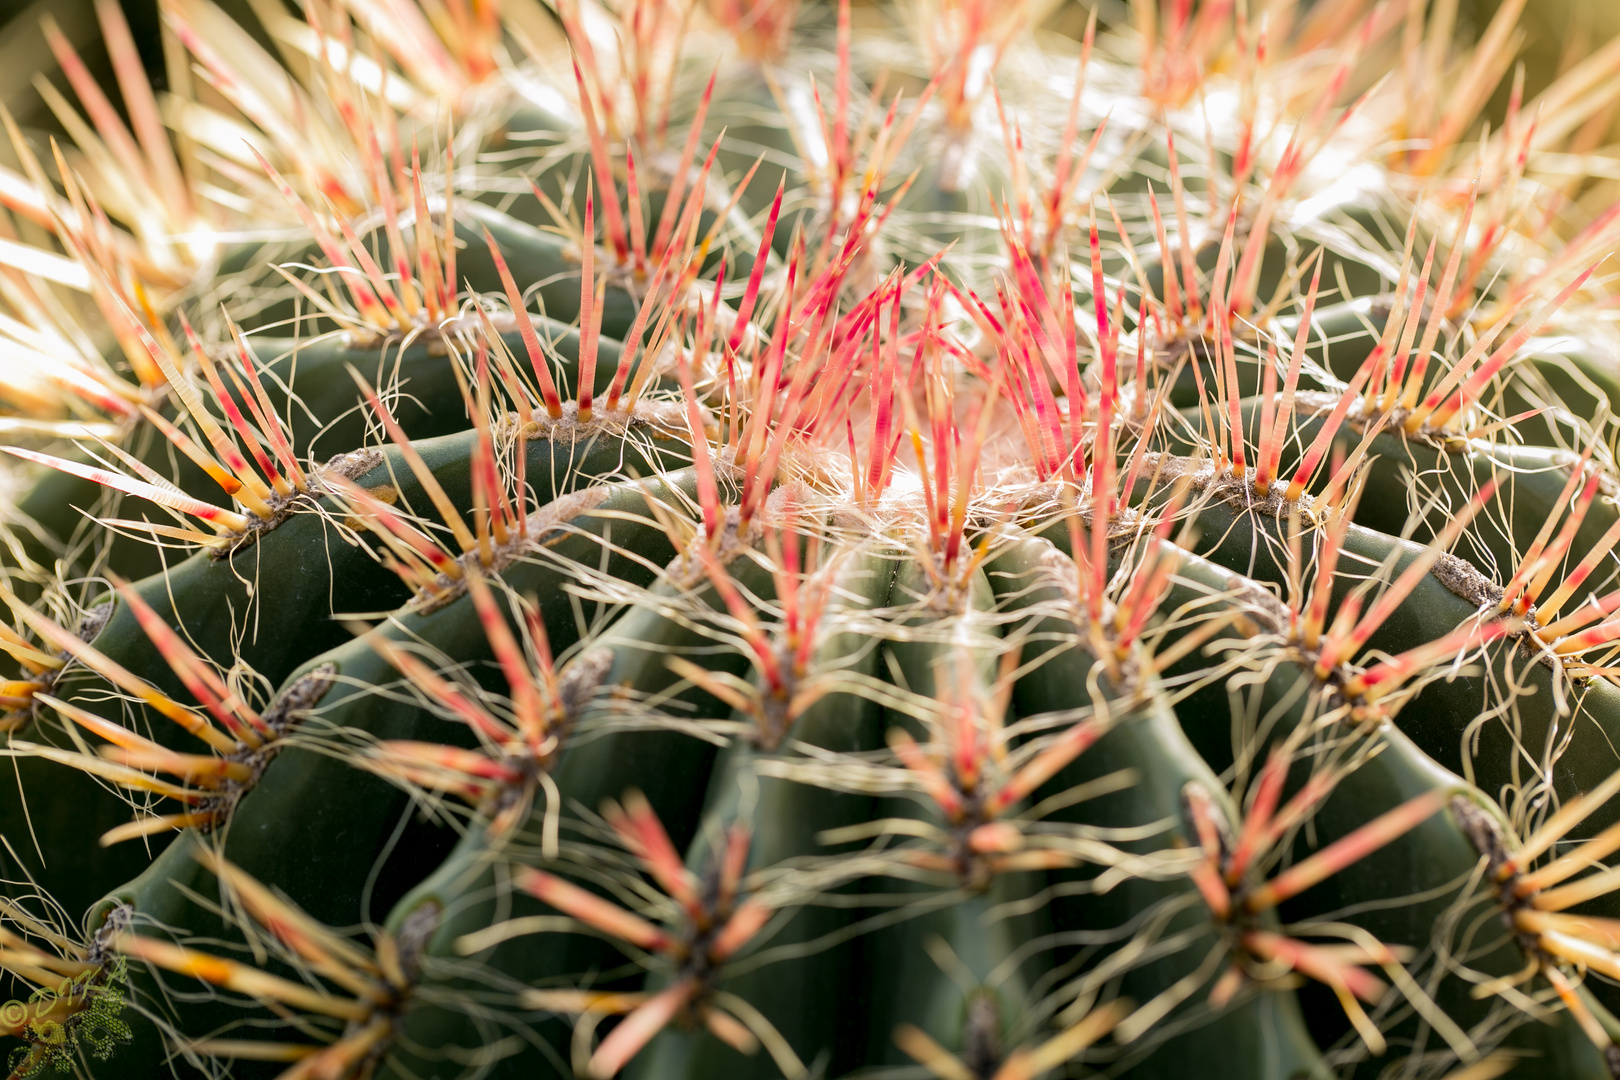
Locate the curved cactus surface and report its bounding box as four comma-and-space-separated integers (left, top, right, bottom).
5, 1, 1620, 1078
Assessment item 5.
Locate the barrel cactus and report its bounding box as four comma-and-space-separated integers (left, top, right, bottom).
4, 0, 1620, 1076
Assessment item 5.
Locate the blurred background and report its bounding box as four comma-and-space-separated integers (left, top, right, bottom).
1044, 1, 1620, 134
0, 0, 1611, 158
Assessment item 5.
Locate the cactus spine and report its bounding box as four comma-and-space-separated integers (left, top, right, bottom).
4, 0, 1620, 1077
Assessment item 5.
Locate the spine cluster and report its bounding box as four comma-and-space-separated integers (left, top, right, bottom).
2, 1, 1620, 1078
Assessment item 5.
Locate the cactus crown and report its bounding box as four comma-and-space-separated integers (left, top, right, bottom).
5, 0, 1620, 1077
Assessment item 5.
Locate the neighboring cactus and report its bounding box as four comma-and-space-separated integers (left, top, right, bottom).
6, 0, 1620, 1077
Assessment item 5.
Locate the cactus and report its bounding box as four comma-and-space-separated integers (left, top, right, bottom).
6, 0, 1620, 1076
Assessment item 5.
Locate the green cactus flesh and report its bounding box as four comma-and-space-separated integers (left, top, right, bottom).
7, 0, 1620, 1076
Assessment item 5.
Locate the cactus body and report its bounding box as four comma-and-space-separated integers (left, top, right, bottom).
7, 1, 1620, 1078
